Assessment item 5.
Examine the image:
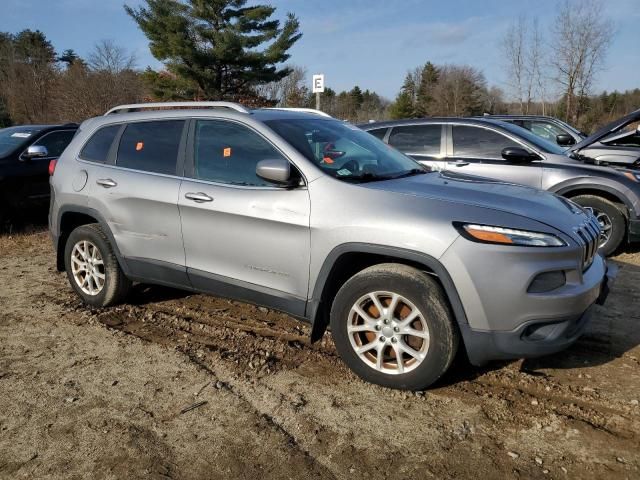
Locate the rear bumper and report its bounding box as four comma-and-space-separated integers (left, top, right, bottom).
462, 262, 617, 366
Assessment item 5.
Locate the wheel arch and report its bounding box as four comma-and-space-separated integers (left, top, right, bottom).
307, 243, 468, 343
55, 206, 128, 274
554, 184, 632, 217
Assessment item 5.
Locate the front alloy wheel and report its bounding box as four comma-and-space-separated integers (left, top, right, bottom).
330, 264, 459, 390
348, 291, 430, 374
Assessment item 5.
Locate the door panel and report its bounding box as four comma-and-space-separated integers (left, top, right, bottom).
86, 120, 187, 271
179, 118, 311, 303
179, 181, 311, 300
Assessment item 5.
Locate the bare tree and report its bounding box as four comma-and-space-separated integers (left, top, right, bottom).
88, 39, 137, 74
502, 16, 530, 113
551, 0, 614, 123
529, 19, 548, 115
255, 65, 308, 107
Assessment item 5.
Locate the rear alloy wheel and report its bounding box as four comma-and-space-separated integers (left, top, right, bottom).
571, 195, 625, 256
330, 264, 459, 390
64, 224, 132, 307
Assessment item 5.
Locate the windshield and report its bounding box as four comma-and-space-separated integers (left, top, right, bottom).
265, 118, 426, 182
496, 121, 567, 155
0, 126, 42, 157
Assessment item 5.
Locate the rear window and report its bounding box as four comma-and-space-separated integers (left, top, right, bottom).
116, 120, 184, 175
80, 125, 121, 163
367, 128, 388, 141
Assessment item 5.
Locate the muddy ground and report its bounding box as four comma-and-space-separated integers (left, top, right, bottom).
0, 230, 638, 480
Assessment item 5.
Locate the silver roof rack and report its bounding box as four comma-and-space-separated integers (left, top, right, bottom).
265, 107, 332, 118
104, 101, 250, 116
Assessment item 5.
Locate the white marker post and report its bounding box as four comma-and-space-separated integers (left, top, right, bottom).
312, 74, 325, 111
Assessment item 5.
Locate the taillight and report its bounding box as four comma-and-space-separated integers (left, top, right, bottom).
48, 159, 57, 176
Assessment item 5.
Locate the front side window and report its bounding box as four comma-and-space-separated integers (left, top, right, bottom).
265, 118, 424, 183
80, 125, 121, 163
193, 120, 286, 186
525, 121, 567, 143
452, 125, 521, 160
0, 126, 42, 157
32, 130, 76, 158
388, 124, 442, 155
117, 120, 184, 175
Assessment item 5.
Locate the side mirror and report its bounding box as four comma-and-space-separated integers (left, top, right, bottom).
556, 134, 576, 146
256, 158, 292, 185
501, 147, 539, 163
22, 145, 49, 161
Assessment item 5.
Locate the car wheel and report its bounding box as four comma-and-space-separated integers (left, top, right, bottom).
571, 195, 625, 256
330, 263, 459, 390
64, 223, 132, 307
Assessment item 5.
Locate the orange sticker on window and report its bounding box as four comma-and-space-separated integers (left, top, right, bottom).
223, 147, 232, 157
135, 142, 144, 151
323, 156, 334, 164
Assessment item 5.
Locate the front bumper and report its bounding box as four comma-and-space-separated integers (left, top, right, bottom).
461, 262, 617, 366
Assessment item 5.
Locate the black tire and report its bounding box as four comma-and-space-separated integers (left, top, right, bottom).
330, 263, 459, 390
64, 223, 132, 307
571, 195, 626, 256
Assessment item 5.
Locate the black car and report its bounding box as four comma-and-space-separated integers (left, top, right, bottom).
359, 117, 640, 255
0, 124, 78, 224
482, 114, 586, 147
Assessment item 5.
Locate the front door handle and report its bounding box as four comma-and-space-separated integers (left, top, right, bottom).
185, 192, 214, 203
447, 161, 470, 167
96, 178, 117, 188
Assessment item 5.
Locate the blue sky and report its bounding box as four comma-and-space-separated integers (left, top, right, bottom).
1, 0, 638, 100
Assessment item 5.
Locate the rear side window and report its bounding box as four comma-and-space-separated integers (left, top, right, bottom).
452, 125, 520, 160
367, 128, 388, 141
32, 130, 76, 158
388, 125, 442, 155
80, 125, 120, 163
193, 120, 285, 186
117, 120, 184, 175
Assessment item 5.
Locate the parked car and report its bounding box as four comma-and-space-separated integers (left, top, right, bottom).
360, 117, 640, 255
481, 114, 586, 147
567, 109, 640, 168
50, 102, 613, 390
0, 123, 78, 224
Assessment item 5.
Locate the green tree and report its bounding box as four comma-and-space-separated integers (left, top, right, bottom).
416, 61, 438, 116
126, 0, 302, 100
389, 91, 414, 119
58, 48, 81, 67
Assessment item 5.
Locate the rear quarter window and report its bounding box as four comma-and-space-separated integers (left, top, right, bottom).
80, 125, 121, 163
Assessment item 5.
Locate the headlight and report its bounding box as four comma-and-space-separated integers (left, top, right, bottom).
456, 223, 567, 247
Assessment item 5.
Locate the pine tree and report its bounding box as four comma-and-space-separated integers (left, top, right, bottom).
389, 91, 414, 119
126, 0, 302, 100
416, 61, 438, 116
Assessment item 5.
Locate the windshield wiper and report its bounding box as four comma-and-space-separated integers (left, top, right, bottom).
390, 168, 429, 179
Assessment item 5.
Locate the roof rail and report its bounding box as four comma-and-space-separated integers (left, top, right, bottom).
265, 107, 332, 118
104, 101, 250, 116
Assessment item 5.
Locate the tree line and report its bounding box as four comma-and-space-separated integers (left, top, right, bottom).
0, 0, 637, 133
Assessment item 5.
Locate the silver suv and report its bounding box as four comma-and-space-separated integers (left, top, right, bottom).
49, 102, 615, 390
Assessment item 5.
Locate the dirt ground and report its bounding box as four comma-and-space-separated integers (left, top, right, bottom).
0, 230, 638, 480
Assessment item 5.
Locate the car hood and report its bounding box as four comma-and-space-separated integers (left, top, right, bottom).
364, 171, 589, 232
571, 108, 640, 151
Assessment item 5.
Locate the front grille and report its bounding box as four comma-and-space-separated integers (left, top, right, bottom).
575, 215, 601, 271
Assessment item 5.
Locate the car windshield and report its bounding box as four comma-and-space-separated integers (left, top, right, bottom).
496, 121, 567, 155
265, 118, 427, 182
0, 126, 42, 157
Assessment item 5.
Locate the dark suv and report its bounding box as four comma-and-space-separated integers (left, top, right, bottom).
360, 117, 640, 255
0, 124, 78, 224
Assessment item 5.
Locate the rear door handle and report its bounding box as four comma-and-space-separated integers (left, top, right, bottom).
96, 178, 117, 188
185, 192, 214, 203
447, 161, 470, 167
